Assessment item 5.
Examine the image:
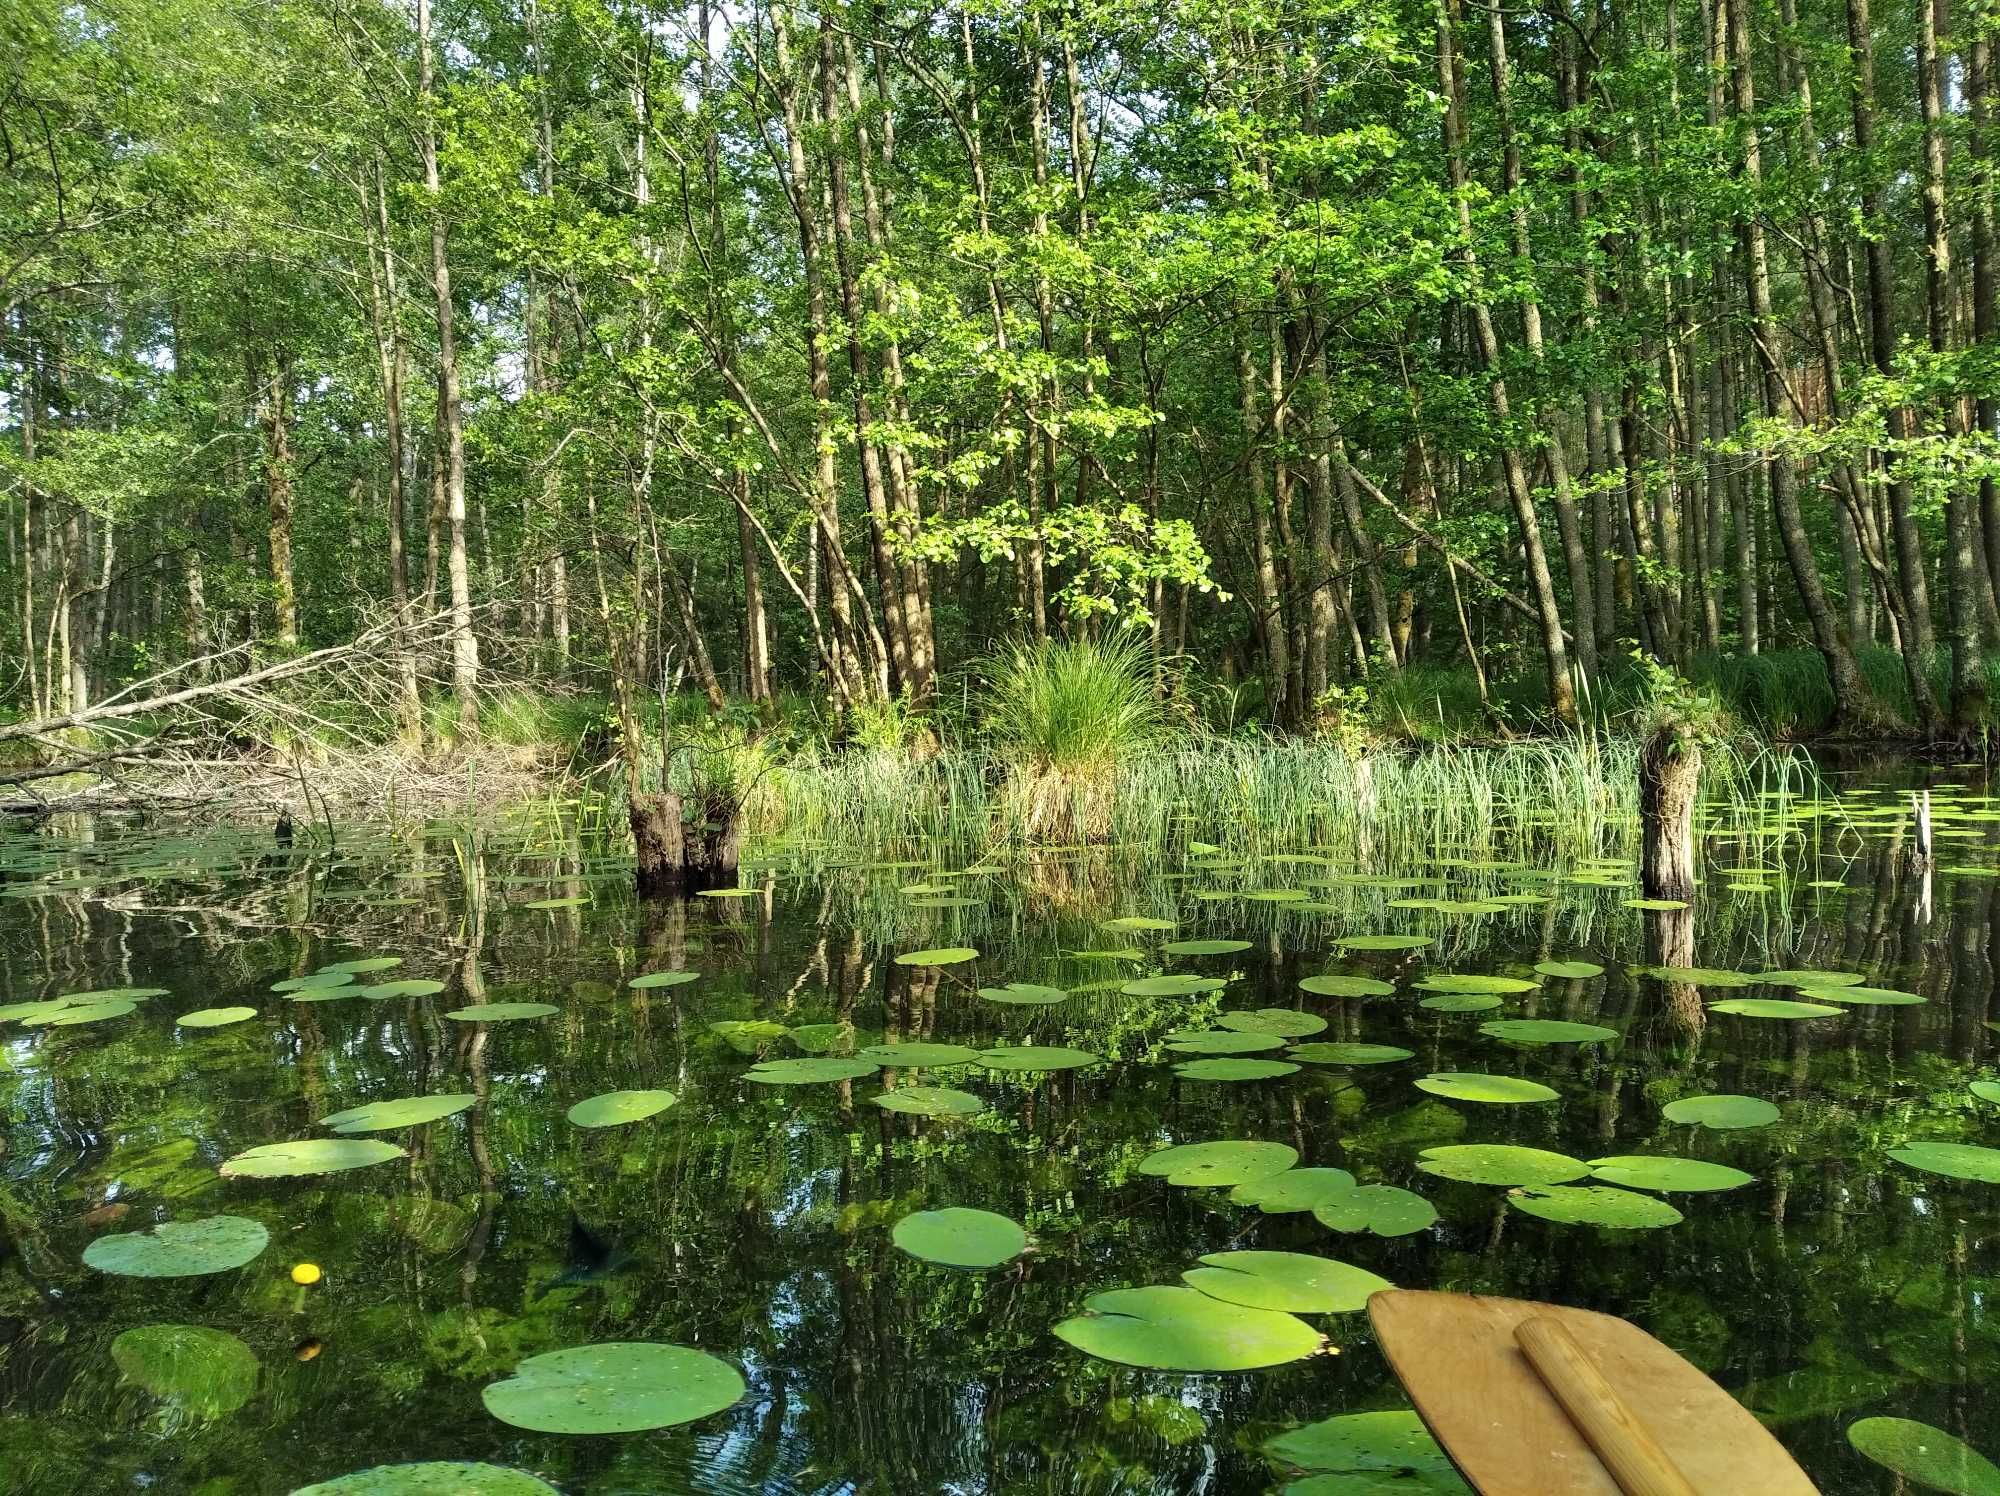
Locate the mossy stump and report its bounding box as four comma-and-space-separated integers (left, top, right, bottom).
1639, 720, 1701, 905
629, 791, 743, 896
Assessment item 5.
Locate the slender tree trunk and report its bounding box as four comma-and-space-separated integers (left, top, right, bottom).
1237, 328, 1289, 721
366, 155, 423, 731
255, 349, 299, 649
1972, 34, 2000, 618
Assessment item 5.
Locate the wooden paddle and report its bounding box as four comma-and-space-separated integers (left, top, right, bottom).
1366, 1289, 1820, 1496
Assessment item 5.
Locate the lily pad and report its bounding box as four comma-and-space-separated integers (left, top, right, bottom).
219, 1139, 407, 1179
1889, 1141, 2000, 1183
744, 1057, 881, 1085
1052, 1285, 1324, 1370
872, 1086, 986, 1118
1229, 1168, 1358, 1213
1105, 915, 1175, 931
320, 957, 403, 975
176, 1007, 257, 1029
1122, 974, 1227, 997
442, 1003, 558, 1022
1799, 984, 1925, 1006
1311, 1184, 1438, 1237
567, 1090, 677, 1128
1708, 998, 1843, 1019
1624, 898, 1688, 910
273, 972, 355, 993
973, 1046, 1098, 1072
1415, 1072, 1559, 1104
1640, 966, 1755, 987
1846, 1416, 2000, 1496
1534, 960, 1604, 979
357, 979, 448, 999
293, 1463, 561, 1495
1416, 1145, 1589, 1187
1264, 1408, 1464, 1486
977, 982, 1069, 1005
84, 1215, 270, 1277
1508, 1185, 1684, 1229
321, 1095, 475, 1134
856, 1041, 981, 1067
1414, 974, 1538, 995
1288, 1042, 1414, 1066
891, 1207, 1027, 1268
1587, 1156, 1754, 1193
31, 999, 136, 1026
481, 1342, 744, 1434
111, 1324, 259, 1416
1757, 969, 1865, 987
1661, 1094, 1779, 1130
1164, 939, 1252, 955
1336, 934, 1431, 951
521, 896, 588, 910
709, 1019, 788, 1051
628, 971, 701, 990
1299, 975, 1396, 999
1219, 1008, 1328, 1038
1181, 1250, 1391, 1313
0, 1000, 72, 1023
894, 946, 978, 966
1166, 1029, 1288, 1055
1477, 1019, 1618, 1045
1972, 1081, 2000, 1106
1173, 1057, 1300, 1081
1418, 994, 1504, 1013
1139, 1139, 1298, 1188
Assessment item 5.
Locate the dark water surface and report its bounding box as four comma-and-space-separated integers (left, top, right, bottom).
1, 762, 1997, 1494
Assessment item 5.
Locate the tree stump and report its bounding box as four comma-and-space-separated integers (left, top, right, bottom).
1639, 721, 1701, 904
629, 791, 685, 896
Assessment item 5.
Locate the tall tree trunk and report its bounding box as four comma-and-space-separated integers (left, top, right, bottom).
1972, 33, 2000, 617
1237, 328, 1289, 721
255, 349, 299, 649
366, 155, 423, 731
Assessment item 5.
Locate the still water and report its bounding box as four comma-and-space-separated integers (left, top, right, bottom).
0, 763, 1996, 1494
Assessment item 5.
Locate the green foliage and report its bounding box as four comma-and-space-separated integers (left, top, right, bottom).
984, 633, 1169, 775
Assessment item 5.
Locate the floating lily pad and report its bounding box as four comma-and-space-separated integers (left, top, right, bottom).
1173, 1057, 1300, 1081
176, 1007, 257, 1029
1478, 1019, 1618, 1045
1623, 898, 1688, 910
1121, 974, 1227, 997
1139, 1139, 1297, 1188
273, 972, 355, 993
1264, 1409, 1464, 1488
1229, 1168, 1358, 1213
1299, 975, 1397, 999
0, 1000, 71, 1023
1052, 1285, 1323, 1370
1709, 998, 1843, 1019
1757, 969, 1865, 987
892, 1207, 1027, 1268
1219, 1008, 1328, 1038
974, 1046, 1098, 1072
1335, 934, 1431, 951
1534, 960, 1604, 979
787, 1022, 855, 1054
294, 1462, 561, 1495
628, 971, 701, 990
1414, 974, 1538, 995
1661, 1094, 1779, 1130
60, 985, 168, 1001
31, 999, 135, 1026
856, 1041, 981, 1067
567, 1090, 677, 1128
694, 886, 762, 899
1105, 915, 1175, 931
1181, 1250, 1390, 1314
84, 1215, 270, 1276
709, 1019, 788, 1051
872, 1086, 986, 1118
893, 946, 978, 967
1972, 1081, 2000, 1106
1587, 1156, 1754, 1193
1311, 1184, 1437, 1237
1641, 966, 1755, 987
1289, 1042, 1414, 1066
481, 1342, 744, 1434
1508, 1185, 1684, 1229
1415, 1072, 1559, 1104
1799, 984, 1925, 1006
1416, 1145, 1589, 1187
1846, 1416, 2000, 1496
357, 979, 448, 999
978, 982, 1069, 1005
1166, 1028, 1287, 1055
320, 957, 403, 975
1889, 1141, 2000, 1183
1164, 939, 1252, 955
744, 1057, 881, 1085
111, 1324, 259, 1416
219, 1139, 407, 1179
442, 1003, 558, 1022
1418, 994, 1504, 1013
521, 896, 588, 910
321, 1094, 475, 1134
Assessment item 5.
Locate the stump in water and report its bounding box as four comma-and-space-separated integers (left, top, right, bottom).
1639, 720, 1701, 904
629, 790, 743, 896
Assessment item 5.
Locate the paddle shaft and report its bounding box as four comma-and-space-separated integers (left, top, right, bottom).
1513, 1317, 1700, 1496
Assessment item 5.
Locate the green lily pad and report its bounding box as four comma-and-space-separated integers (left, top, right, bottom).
1478, 1019, 1618, 1045
1415, 974, 1538, 995
1889, 1141, 2000, 1183
1508, 1185, 1685, 1229
219, 1139, 407, 1179
1173, 1057, 1300, 1081
1799, 984, 1925, 1006
1166, 1028, 1287, 1055
84, 1215, 270, 1276
1587, 1156, 1754, 1193
111, 1324, 259, 1416
1052, 1284, 1324, 1370
1757, 969, 1865, 987
1228, 1168, 1358, 1213
442, 1003, 558, 1022
786, 1022, 855, 1054
1140, 1139, 1298, 1187
293, 1462, 561, 1494
1336, 934, 1431, 951
320, 957, 403, 975
566, 1090, 677, 1128
1418, 994, 1504, 1013
744, 1057, 881, 1085
1623, 898, 1688, 910
59, 986, 168, 1001
273, 972, 355, 994
1415, 1072, 1559, 1104
1264, 1408, 1464, 1485
709, 1019, 788, 1051
1416, 1145, 1589, 1187
1534, 960, 1603, 979
977, 982, 1069, 1005
1640, 966, 1755, 987
628, 971, 701, 990
176, 1007, 258, 1029
1122, 974, 1227, 997
357, 979, 448, 999
974, 1046, 1098, 1072
1709, 998, 1843, 1019
856, 1041, 981, 1067
891, 1207, 1027, 1268
481, 1342, 744, 1434
1105, 915, 1175, 931
1219, 1008, 1328, 1038
1311, 1184, 1437, 1237
0, 1000, 72, 1023
1288, 1042, 1415, 1066
1661, 1094, 1779, 1130
321, 1095, 475, 1134
30, 999, 135, 1026
894, 946, 978, 966
1972, 1081, 2000, 1106
1846, 1416, 2000, 1496
872, 1086, 987, 1118
1299, 975, 1397, 998
1164, 939, 1252, 955
1181, 1250, 1390, 1313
